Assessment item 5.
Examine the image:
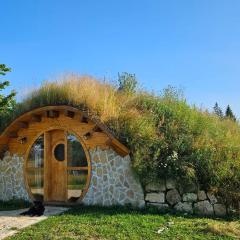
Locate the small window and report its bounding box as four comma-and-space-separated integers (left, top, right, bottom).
54, 144, 65, 161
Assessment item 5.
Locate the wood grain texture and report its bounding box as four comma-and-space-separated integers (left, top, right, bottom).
48, 129, 66, 202
0, 105, 129, 157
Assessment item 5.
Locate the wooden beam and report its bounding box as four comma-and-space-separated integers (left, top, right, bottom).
82, 124, 100, 140
81, 115, 88, 123
18, 136, 27, 144
46, 110, 59, 118
109, 138, 130, 157
31, 114, 41, 122
64, 110, 75, 118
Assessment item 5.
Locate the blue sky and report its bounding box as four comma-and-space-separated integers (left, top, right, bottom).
1, 0, 240, 116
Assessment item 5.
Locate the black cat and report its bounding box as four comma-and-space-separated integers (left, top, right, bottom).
20, 201, 45, 217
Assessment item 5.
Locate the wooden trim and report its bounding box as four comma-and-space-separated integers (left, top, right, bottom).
24, 132, 44, 201
44, 131, 50, 202
64, 130, 68, 202
67, 166, 88, 170
110, 138, 130, 156
48, 110, 59, 118
66, 129, 92, 202
26, 167, 44, 171
0, 105, 129, 156
64, 110, 75, 118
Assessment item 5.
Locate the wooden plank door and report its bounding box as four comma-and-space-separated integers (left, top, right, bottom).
45, 129, 67, 202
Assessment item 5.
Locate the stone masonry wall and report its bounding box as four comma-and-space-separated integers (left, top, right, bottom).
82, 147, 145, 207
145, 178, 239, 217
0, 152, 30, 201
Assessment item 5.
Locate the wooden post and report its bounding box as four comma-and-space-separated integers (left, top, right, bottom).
44, 132, 51, 202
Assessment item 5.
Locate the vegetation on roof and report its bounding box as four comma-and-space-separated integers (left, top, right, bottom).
1, 73, 240, 205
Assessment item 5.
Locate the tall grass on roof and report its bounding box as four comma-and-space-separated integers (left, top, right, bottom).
1, 74, 240, 205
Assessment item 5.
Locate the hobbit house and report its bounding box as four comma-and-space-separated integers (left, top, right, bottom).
0, 105, 145, 207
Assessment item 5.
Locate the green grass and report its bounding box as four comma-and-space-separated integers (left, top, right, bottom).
7, 206, 240, 240
0, 199, 30, 211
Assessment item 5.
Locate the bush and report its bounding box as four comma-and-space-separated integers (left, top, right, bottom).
1, 74, 240, 204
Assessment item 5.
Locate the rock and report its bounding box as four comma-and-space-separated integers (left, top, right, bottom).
214, 204, 227, 217
227, 205, 237, 216
166, 179, 176, 189
127, 190, 134, 199
166, 189, 181, 206
174, 202, 193, 214
182, 193, 197, 202
193, 200, 214, 216
207, 192, 218, 204
145, 179, 166, 192
197, 190, 207, 201
147, 202, 169, 211
145, 193, 165, 203
180, 183, 198, 193
138, 200, 146, 208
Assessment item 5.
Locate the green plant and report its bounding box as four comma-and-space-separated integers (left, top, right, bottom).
0, 64, 16, 130
117, 72, 138, 94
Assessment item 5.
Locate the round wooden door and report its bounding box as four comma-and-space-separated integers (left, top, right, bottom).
26, 130, 90, 204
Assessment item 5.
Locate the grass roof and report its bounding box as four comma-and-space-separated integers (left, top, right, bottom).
1, 74, 240, 204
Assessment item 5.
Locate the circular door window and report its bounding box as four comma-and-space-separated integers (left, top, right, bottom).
54, 143, 65, 161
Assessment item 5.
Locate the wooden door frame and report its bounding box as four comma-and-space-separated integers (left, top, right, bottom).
24, 126, 92, 205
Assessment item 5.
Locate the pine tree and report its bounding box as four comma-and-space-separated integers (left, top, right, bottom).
213, 102, 223, 118
225, 105, 236, 121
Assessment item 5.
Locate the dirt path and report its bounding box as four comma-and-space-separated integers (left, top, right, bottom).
0, 206, 68, 239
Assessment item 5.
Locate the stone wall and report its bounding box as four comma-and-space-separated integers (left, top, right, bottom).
0, 148, 145, 207
82, 147, 145, 207
145, 178, 236, 217
0, 152, 30, 201
1, 148, 235, 218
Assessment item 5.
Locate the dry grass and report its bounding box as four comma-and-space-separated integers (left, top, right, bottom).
18, 74, 123, 121
206, 221, 240, 238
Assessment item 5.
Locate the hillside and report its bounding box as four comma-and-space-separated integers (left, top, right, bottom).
1, 74, 240, 204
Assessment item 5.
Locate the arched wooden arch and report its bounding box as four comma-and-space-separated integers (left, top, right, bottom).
0, 105, 129, 204
0, 105, 129, 158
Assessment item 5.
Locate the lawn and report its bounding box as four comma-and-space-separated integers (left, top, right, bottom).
6, 205, 240, 240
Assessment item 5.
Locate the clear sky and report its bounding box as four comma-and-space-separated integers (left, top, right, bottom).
1, 0, 240, 116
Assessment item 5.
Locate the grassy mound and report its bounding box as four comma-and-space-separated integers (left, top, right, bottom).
1, 74, 240, 204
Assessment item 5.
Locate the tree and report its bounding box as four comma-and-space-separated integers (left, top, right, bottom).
0, 64, 16, 113
213, 102, 223, 118
117, 72, 138, 94
225, 105, 236, 121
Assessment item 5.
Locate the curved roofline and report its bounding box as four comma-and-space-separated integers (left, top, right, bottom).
0, 105, 129, 156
